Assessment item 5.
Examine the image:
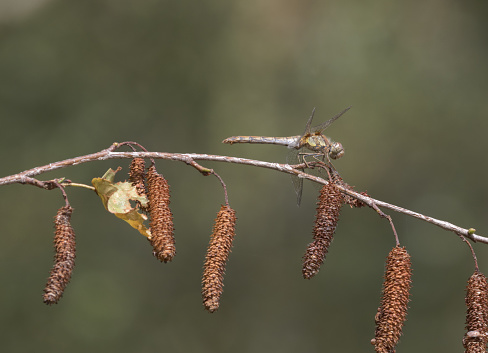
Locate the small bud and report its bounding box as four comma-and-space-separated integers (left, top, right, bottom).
373, 246, 412, 353
43, 205, 76, 305
302, 182, 343, 279
202, 205, 237, 313
146, 165, 175, 263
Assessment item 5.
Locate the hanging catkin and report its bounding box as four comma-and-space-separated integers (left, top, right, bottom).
129, 157, 147, 206
372, 245, 412, 353
463, 270, 488, 352
43, 205, 76, 304
129, 157, 148, 212
146, 165, 175, 263
202, 205, 237, 313
302, 182, 344, 279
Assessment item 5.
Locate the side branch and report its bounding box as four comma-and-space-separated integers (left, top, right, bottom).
0, 145, 485, 244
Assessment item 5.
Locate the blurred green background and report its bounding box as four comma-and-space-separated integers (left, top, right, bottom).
1, 0, 487, 352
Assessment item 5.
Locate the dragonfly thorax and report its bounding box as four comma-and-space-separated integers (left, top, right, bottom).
301, 134, 344, 160
301, 134, 329, 152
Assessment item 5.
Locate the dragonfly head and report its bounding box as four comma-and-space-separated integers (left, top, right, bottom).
329, 142, 344, 159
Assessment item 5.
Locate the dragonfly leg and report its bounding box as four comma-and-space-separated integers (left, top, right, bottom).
299, 150, 341, 182
298, 152, 326, 169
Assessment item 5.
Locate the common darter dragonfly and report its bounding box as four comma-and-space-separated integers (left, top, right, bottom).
222, 107, 350, 205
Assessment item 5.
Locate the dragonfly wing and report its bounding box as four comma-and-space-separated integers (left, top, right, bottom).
298, 108, 316, 141
286, 148, 304, 206
312, 106, 351, 133
291, 175, 303, 206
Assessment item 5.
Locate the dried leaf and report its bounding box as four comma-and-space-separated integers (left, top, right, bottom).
92, 168, 150, 237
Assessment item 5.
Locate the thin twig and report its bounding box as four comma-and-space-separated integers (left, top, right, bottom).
62, 182, 95, 191
211, 171, 229, 207
116, 141, 155, 165
457, 233, 479, 271
178, 157, 229, 206
52, 180, 70, 208
0, 144, 485, 244
370, 202, 400, 246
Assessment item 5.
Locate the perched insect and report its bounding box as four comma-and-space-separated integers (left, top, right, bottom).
223, 107, 350, 204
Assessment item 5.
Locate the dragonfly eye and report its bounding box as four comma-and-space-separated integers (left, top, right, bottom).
329, 142, 344, 159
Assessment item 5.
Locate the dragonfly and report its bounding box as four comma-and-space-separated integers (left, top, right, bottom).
222, 106, 351, 205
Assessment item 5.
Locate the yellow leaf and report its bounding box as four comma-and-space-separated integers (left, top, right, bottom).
92, 168, 150, 237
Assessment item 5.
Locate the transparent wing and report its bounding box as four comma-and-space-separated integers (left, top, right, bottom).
303, 108, 316, 135
312, 106, 351, 134
299, 108, 316, 141
286, 148, 304, 206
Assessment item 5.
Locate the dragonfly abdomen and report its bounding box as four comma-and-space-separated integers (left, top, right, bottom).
222, 135, 300, 148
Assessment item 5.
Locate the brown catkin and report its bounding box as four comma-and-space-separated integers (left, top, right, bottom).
43, 205, 76, 305
331, 172, 367, 208
129, 158, 147, 196
302, 182, 344, 279
146, 165, 175, 263
463, 270, 488, 352
202, 205, 237, 313
373, 245, 412, 353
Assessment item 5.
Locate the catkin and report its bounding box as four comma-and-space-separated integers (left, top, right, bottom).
43, 205, 76, 305
463, 270, 488, 352
146, 165, 175, 263
202, 205, 237, 313
129, 157, 147, 211
331, 172, 367, 208
302, 182, 344, 279
373, 246, 412, 353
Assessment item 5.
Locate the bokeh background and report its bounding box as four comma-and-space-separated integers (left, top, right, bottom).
0, 0, 487, 352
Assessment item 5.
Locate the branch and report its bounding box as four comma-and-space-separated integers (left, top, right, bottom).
1, 143, 485, 244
